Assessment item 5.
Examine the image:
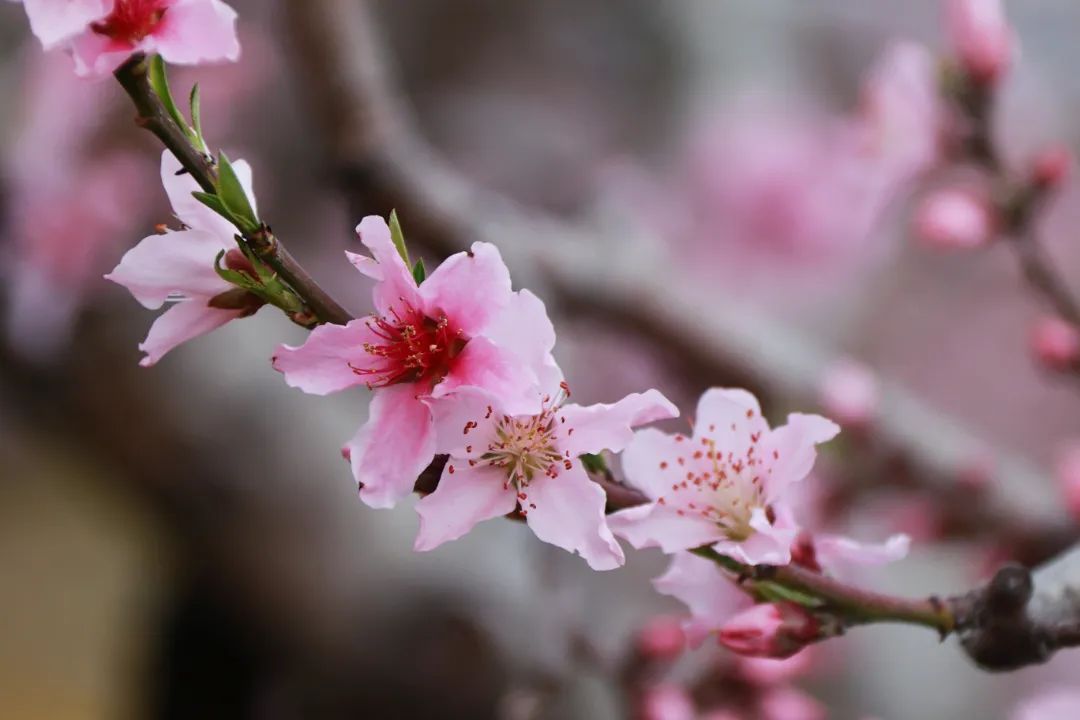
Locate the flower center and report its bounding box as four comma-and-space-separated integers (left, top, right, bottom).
351, 304, 466, 388
90, 0, 168, 43
654, 422, 774, 541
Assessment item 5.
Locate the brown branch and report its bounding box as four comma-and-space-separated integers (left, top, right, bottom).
114, 53, 354, 327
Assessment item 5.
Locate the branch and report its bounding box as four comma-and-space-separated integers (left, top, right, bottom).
114, 53, 354, 327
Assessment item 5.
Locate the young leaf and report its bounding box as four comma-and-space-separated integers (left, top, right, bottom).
579, 453, 608, 474
193, 191, 240, 227
753, 581, 825, 609
148, 55, 192, 139
389, 209, 410, 266
189, 83, 206, 151
412, 258, 426, 285
216, 153, 260, 233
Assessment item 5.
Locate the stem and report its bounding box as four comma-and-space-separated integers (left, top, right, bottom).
114, 53, 354, 327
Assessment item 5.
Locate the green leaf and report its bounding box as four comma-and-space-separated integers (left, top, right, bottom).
148, 55, 191, 139
389, 209, 410, 267
189, 83, 205, 151
753, 581, 825, 608
216, 153, 260, 233
579, 453, 608, 474
412, 258, 426, 285
193, 191, 237, 225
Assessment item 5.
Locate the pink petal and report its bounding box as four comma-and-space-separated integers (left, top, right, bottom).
272, 319, 379, 395
21, 0, 112, 49
432, 336, 540, 415
345, 384, 436, 509
713, 508, 797, 566
814, 533, 910, 569
105, 228, 229, 309
523, 465, 625, 570
653, 553, 752, 646
414, 463, 517, 551
1013, 688, 1080, 720
759, 413, 840, 503
608, 502, 726, 554
427, 388, 498, 457
484, 289, 562, 391
137, 299, 243, 367
160, 150, 253, 240
620, 427, 685, 500
350, 215, 421, 316
560, 389, 678, 458
759, 687, 826, 720
420, 242, 513, 336
695, 388, 769, 456
152, 0, 240, 66
68, 28, 133, 78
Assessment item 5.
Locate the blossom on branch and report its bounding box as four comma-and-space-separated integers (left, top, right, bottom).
609, 388, 839, 565
13, 0, 240, 77
945, 0, 1015, 85
273, 216, 552, 509
106, 150, 262, 366
415, 380, 677, 570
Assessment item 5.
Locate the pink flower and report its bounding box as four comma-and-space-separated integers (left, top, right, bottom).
913, 187, 995, 250
758, 686, 827, 720
818, 358, 879, 429
718, 602, 821, 659
106, 150, 259, 366
639, 684, 697, 720
1031, 146, 1072, 190
609, 389, 839, 565
652, 552, 753, 646
273, 217, 555, 509
945, 0, 1015, 85
635, 615, 688, 661
1054, 445, 1080, 522
415, 383, 678, 570
1012, 688, 1080, 720
1031, 316, 1080, 371
15, 0, 241, 77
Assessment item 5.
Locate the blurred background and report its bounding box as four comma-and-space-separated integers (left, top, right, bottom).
3, 1, 1080, 718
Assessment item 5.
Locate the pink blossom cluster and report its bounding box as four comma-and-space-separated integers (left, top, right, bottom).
12, 0, 239, 76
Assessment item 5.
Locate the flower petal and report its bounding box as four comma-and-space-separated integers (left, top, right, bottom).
484, 289, 563, 391
759, 413, 840, 502
105, 228, 229, 309
524, 465, 625, 570
653, 553, 753, 646
272, 319, 379, 395
161, 150, 254, 240
420, 242, 513, 336
559, 389, 678, 458
153, 0, 240, 66
426, 388, 498, 457
814, 533, 910, 569
137, 299, 243, 367
69, 29, 134, 78
607, 502, 726, 554
432, 336, 540, 415
346, 384, 436, 508
713, 508, 796, 565
351, 215, 421, 316
694, 387, 769, 456
620, 427, 685, 500
22, 0, 112, 49
414, 463, 517, 551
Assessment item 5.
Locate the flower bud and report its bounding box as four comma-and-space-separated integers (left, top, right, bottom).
718, 602, 820, 659
635, 616, 687, 662
1030, 316, 1080, 371
945, 0, 1015, 85
1055, 444, 1080, 522
914, 188, 995, 250
1031, 146, 1072, 190
819, 358, 879, 429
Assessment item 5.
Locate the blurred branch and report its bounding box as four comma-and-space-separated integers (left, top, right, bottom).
114, 53, 354, 327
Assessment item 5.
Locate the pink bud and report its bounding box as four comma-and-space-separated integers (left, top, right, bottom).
914, 188, 995, 250
819, 358, 879, 428
639, 684, 696, 720
636, 616, 687, 661
1030, 316, 1080, 371
1055, 445, 1080, 521
1031, 146, 1072, 190
945, 0, 1015, 85
718, 603, 820, 659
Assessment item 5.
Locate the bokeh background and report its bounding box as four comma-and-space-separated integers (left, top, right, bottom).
3, 1, 1080, 718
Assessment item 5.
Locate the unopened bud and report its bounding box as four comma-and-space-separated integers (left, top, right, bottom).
718, 602, 820, 659
819, 358, 879, 429
1031, 146, 1072, 190
945, 0, 1015, 86
635, 616, 687, 662
914, 188, 995, 250
1030, 316, 1080, 371
1055, 444, 1080, 521
224, 248, 258, 279
207, 288, 266, 316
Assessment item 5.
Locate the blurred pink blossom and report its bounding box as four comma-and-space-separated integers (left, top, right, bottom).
639, 684, 697, 720
1031, 146, 1073, 190
819, 358, 880, 429
652, 552, 753, 647
1012, 687, 1080, 720
1054, 445, 1080, 522
758, 686, 827, 720
945, 0, 1015, 85
635, 615, 688, 661
913, 187, 996, 250
1030, 316, 1080, 371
